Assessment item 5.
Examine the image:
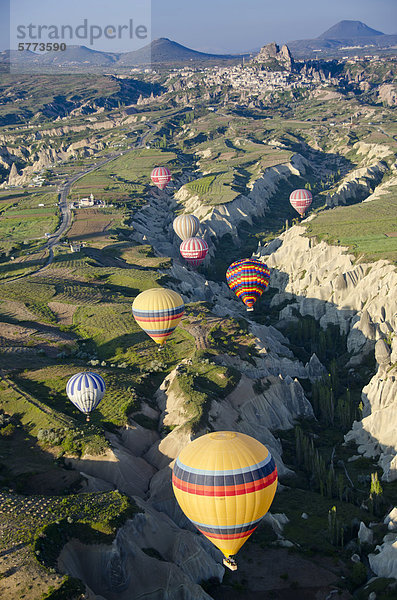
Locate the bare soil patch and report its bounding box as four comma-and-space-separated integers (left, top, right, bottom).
68, 209, 115, 242
0, 545, 62, 600
48, 301, 77, 326
0, 300, 37, 321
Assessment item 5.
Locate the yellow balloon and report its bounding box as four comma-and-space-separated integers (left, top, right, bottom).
172, 431, 278, 559
132, 288, 185, 345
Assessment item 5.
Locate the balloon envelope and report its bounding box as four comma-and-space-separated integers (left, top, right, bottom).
289, 189, 312, 216
172, 431, 278, 558
173, 214, 200, 241
226, 259, 270, 311
180, 237, 208, 267
66, 372, 105, 416
132, 288, 185, 345
151, 166, 171, 190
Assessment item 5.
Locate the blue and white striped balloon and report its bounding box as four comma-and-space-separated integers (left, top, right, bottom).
66, 372, 106, 420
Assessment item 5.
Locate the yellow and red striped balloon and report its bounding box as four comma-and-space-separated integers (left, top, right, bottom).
172, 432, 278, 559
132, 288, 184, 346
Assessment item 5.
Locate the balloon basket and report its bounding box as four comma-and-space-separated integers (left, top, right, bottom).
246, 307, 254, 312
86, 415, 90, 422
223, 557, 237, 571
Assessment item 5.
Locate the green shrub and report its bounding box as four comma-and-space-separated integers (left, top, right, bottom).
40, 576, 85, 600
0, 423, 15, 437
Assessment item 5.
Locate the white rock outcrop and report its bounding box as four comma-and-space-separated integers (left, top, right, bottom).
369, 533, 397, 580
175, 154, 309, 240
257, 225, 397, 479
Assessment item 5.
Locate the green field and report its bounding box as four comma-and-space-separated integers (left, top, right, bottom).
0, 191, 59, 255
305, 193, 397, 263
70, 149, 178, 205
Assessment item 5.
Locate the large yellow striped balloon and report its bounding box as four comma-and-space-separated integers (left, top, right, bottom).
132, 288, 185, 346
172, 431, 278, 559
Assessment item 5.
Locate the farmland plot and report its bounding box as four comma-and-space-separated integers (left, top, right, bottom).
68, 209, 119, 242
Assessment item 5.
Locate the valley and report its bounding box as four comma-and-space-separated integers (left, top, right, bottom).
0, 37, 396, 600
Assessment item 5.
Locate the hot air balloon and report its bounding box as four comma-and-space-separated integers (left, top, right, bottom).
173, 214, 200, 241
151, 166, 172, 190
66, 372, 106, 421
172, 431, 278, 571
180, 237, 209, 268
226, 259, 270, 312
132, 288, 185, 347
289, 189, 312, 217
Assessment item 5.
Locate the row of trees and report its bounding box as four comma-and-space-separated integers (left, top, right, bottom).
285, 317, 347, 365
311, 378, 358, 430
295, 426, 348, 501
295, 426, 386, 516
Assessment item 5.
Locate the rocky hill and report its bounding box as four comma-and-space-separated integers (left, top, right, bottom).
287, 20, 397, 58
117, 38, 245, 66
251, 42, 294, 71
318, 20, 384, 39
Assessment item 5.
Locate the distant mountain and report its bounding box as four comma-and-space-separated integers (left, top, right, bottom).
287, 20, 397, 58
35, 45, 119, 66
117, 38, 244, 66
9, 38, 245, 71
317, 20, 384, 39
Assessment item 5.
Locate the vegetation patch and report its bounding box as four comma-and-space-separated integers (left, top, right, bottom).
305, 194, 397, 264
169, 358, 240, 432
32, 492, 140, 568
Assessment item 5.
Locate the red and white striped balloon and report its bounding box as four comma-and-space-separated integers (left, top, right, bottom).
180, 237, 209, 267
151, 166, 172, 190
289, 189, 312, 216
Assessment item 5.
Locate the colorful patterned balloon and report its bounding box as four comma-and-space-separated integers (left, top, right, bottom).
132, 288, 185, 346
173, 214, 200, 241
66, 372, 106, 421
172, 432, 278, 561
180, 237, 209, 267
289, 189, 312, 216
151, 166, 172, 190
226, 259, 270, 311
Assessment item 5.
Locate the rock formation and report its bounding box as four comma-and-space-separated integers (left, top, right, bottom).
175, 154, 310, 240
377, 83, 397, 106
252, 42, 294, 71
325, 161, 387, 207
255, 225, 396, 481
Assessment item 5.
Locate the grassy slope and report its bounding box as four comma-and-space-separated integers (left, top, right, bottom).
305, 193, 397, 264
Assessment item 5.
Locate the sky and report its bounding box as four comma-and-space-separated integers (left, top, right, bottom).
0, 0, 396, 53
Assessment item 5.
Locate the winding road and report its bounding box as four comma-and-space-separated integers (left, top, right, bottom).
1, 122, 156, 283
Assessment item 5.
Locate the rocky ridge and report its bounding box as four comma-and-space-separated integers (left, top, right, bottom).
175, 153, 310, 239
255, 225, 397, 481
